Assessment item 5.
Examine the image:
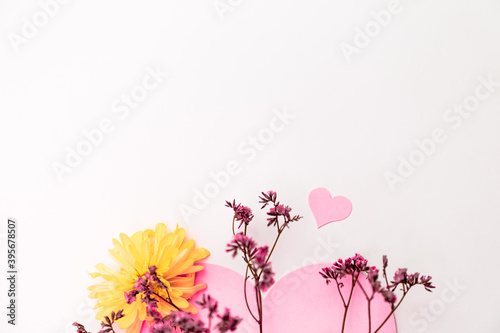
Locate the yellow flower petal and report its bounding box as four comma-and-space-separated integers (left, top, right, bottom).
88, 223, 209, 332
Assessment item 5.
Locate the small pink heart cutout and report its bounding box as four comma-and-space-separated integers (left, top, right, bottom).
309, 188, 352, 228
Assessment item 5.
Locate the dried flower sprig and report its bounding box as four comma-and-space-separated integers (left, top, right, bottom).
101, 311, 126, 333
125, 266, 242, 333
226, 191, 302, 333
214, 308, 242, 333
321, 254, 435, 333
73, 322, 90, 333
74, 294, 241, 333
152, 311, 207, 333
197, 294, 218, 323
124, 265, 181, 314
151, 294, 242, 333
73, 310, 124, 333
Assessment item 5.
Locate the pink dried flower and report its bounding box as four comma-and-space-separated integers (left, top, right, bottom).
382, 255, 388, 268
393, 268, 408, 284
124, 290, 138, 304
332, 253, 369, 278
196, 294, 218, 319
419, 275, 435, 292
258, 190, 277, 208
320, 266, 340, 285
381, 287, 397, 303
254, 246, 268, 268
367, 266, 381, 290
215, 308, 243, 333
226, 200, 254, 228
166, 311, 208, 333
389, 266, 435, 295
226, 233, 257, 258
266, 204, 301, 227
259, 264, 275, 292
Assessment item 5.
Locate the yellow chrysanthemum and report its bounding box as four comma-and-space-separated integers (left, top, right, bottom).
88, 223, 210, 333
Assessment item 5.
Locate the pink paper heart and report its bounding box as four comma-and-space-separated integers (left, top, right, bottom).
134, 263, 397, 333
309, 188, 352, 228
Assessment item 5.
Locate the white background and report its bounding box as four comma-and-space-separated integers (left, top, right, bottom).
1, 0, 499, 332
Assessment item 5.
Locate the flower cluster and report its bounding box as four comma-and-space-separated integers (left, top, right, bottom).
226, 233, 256, 259
321, 254, 435, 333
320, 253, 369, 286
226, 234, 275, 292
366, 266, 397, 304
214, 308, 242, 333
75, 294, 241, 333
390, 268, 435, 292
333, 253, 369, 277
226, 191, 302, 332
88, 224, 209, 333
162, 294, 241, 333
151, 311, 208, 333
225, 200, 254, 228
123, 269, 243, 333
197, 294, 218, 320
124, 265, 180, 319
73, 310, 124, 333
321, 254, 400, 304
259, 191, 301, 228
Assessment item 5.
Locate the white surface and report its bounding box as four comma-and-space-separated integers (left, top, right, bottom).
0, 1, 499, 332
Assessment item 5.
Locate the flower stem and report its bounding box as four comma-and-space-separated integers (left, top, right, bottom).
254, 283, 263, 333
368, 298, 372, 333
335, 279, 346, 307
373, 288, 409, 333
232, 216, 236, 236
153, 292, 181, 311
258, 224, 284, 280
356, 279, 374, 333
243, 260, 259, 323
382, 265, 395, 313
341, 273, 359, 333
